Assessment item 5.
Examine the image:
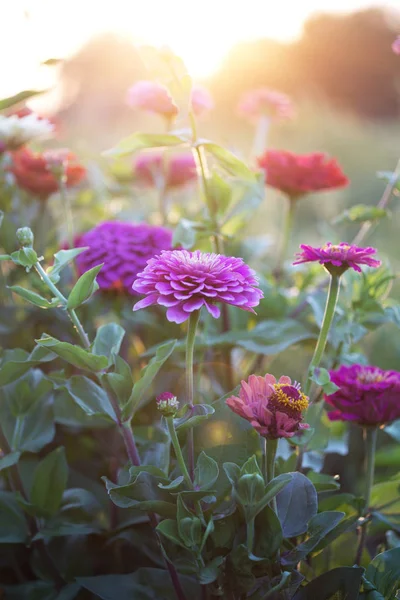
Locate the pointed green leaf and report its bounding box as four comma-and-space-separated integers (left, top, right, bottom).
201, 142, 255, 180
0, 491, 29, 543
65, 375, 116, 420
48, 247, 89, 284
66, 264, 103, 309
105, 133, 185, 158
30, 447, 68, 516
194, 451, 219, 490
35, 335, 108, 372
0, 451, 21, 472
92, 323, 125, 364
8, 285, 57, 309
365, 548, 400, 600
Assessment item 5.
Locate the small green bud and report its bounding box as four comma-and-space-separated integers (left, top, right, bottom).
236, 473, 265, 506
16, 227, 34, 247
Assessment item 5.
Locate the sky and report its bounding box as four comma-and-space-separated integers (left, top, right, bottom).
1, 0, 399, 97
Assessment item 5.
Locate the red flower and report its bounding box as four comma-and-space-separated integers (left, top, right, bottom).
257, 150, 349, 200
10, 148, 86, 199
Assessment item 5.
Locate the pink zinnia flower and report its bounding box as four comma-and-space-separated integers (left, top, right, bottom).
257, 150, 349, 200
226, 374, 309, 439
133, 150, 197, 189
191, 85, 214, 117
132, 249, 263, 324
127, 80, 178, 119
75, 221, 172, 294
392, 36, 400, 55
156, 392, 179, 416
325, 364, 400, 426
293, 243, 381, 275
238, 88, 294, 121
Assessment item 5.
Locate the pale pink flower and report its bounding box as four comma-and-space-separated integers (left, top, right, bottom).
392, 36, 400, 55
127, 81, 178, 119
191, 85, 214, 117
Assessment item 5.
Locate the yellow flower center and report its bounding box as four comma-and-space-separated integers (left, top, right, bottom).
357, 370, 385, 383
323, 244, 350, 253
272, 383, 309, 412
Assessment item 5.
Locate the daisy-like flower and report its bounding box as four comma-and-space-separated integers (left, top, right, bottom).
293, 243, 381, 275
133, 150, 197, 189
132, 249, 263, 324
392, 36, 400, 55
226, 374, 309, 439
238, 88, 294, 121
325, 364, 400, 426
0, 110, 54, 150
127, 80, 178, 119
190, 85, 214, 117
10, 148, 85, 199
156, 392, 180, 417
257, 150, 349, 200
75, 221, 172, 294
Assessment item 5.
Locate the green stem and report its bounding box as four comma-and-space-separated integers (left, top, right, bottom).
186, 310, 201, 481
167, 417, 192, 488
34, 261, 91, 349
261, 437, 267, 484
304, 274, 341, 396
266, 438, 278, 513
355, 427, 377, 565
246, 518, 255, 553
276, 197, 295, 276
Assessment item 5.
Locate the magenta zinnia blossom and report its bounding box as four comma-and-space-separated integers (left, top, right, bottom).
226, 374, 309, 439
325, 364, 400, 426
127, 81, 178, 119
75, 221, 172, 294
132, 250, 263, 324
293, 243, 381, 274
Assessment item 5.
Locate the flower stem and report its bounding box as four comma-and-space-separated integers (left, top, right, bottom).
304, 274, 341, 396
355, 426, 377, 565
250, 115, 270, 161
58, 175, 78, 280
266, 438, 278, 513
186, 310, 201, 481
166, 417, 192, 488
276, 197, 295, 276
246, 518, 255, 553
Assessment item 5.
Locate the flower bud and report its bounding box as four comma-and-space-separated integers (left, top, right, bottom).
236, 473, 265, 506
16, 227, 34, 247
156, 392, 179, 417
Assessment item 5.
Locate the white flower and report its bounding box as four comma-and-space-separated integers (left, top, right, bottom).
0, 113, 54, 150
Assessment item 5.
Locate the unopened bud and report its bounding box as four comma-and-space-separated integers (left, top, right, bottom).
156, 392, 179, 417
237, 473, 265, 506
16, 227, 34, 247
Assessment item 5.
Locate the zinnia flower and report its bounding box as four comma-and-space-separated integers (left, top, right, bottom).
293, 243, 381, 275
132, 249, 263, 324
75, 221, 173, 294
392, 36, 400, 55
257, 150, 349, 199
10, 148, 85, 199
156, 392, 179, 416
226, 374, 309, 439
0, 110, 54, 150
127, 80, 178, 119
238, 88, 293, 121
325, 364, 400, 426
191, 85, 214, 117
133, 150, 197, 189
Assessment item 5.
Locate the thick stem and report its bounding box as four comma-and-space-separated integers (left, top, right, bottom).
304, 274, 341, 396
276, 197, 295, 276
355, 427, 377, 565
266, 438, 278, 514
186, 310, 201, 481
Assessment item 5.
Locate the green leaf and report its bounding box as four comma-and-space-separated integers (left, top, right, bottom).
92, 323, 125, 364
105, 133, 185, 158
307, 472, 340, 492
276, 472, 318, 537
201, 142, 255, 180
333, 204, 388, 225
48, 247, 89, 284
8, 285, 58, 309
199, 557, 224, 585
172, 219, 198, 249
36, 334, 108, 372
223, 462, 241, 487
156, 518, 186, 548
194, 451, 219, 490
310, 367, 340, 395
0, 346, 56, 386
30, 447, 68, 516
11, 247, 38, 270
247, 474, 293, 521
365, 548, 400, 600
0, 451, 21, 472
209, 171, 232, 215
0, 90, 47, 111
66, 264, 103, 309
241, 455, 263, 477
102, 355, 133, 406
283, 511, 345, 566
122, 339, 176, 420
158, 475, 185, 490
64, 375, 116, 420
293, 566, 364, 600
0, 491, 29, 542
254, 505, 283, 558
174, 403, 215, 432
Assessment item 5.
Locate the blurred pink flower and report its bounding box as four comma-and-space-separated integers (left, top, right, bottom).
238, 88, 294, 121
392, 36, 400, 55
133, 150, 197, 189
133, 249, 263, 324
127, 80, 178, 119
191, 85, 214, 117
226, 374, 309, 439
293, 243, 381, 275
